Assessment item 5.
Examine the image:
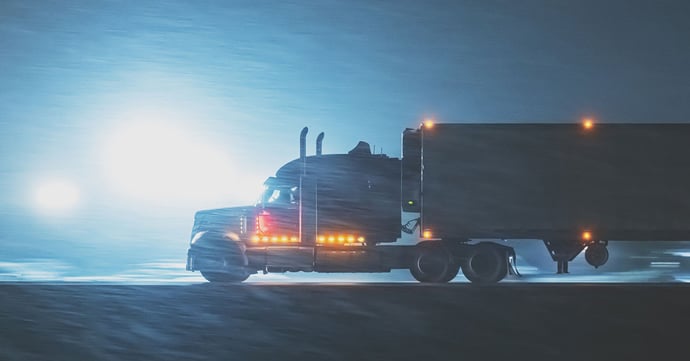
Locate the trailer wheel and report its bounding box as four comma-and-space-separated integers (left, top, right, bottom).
410, 246, 454, 283
201, 271, 250, 283
461, 244, 507, 284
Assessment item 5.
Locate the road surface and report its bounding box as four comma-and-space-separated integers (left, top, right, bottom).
0, 283, 687, 360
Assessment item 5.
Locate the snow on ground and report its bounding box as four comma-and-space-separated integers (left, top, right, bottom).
1, 257, 688, 284
0, 283, 688, 361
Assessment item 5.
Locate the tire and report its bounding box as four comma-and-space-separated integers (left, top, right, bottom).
201, 271, 250, 283
410, 245, 455, 283
440, 264, 460, 283
461, 244, 508, 284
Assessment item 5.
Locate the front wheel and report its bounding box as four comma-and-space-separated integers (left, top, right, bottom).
201, 271, 250, 283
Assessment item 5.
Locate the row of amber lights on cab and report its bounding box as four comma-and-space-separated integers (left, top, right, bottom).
250, 235, 366, 244
422, 118, 596, 130
251, 235, 299, 243
317, 235, 365, 244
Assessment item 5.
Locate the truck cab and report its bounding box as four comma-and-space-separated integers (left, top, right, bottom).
186, 128, 431, 282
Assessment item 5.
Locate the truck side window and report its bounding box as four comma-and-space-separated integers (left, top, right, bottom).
266, 186, 299, 206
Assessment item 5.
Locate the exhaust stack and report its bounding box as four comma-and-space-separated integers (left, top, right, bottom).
300, 127, 308, 159
316, 132, 324, 156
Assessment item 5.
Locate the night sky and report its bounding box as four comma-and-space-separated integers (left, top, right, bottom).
1, 0, 689, 278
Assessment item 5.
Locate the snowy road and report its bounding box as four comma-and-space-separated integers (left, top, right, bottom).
1, 283, 687, 360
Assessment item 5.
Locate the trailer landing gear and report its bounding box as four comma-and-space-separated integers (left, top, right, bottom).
543, 240, 610, 273
543, 240, 584, 274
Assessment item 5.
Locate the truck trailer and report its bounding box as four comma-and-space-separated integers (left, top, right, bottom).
186, 122, 690, 283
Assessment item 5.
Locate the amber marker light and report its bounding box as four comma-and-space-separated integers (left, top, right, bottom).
423, 119, 434, 129
582, 118, 594, 130
422, 230, 433, 239
582, 231, 592, 242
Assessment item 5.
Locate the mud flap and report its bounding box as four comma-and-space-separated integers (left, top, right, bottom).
507, 248, 521, 277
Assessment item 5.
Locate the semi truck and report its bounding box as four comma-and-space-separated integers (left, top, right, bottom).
186, 121, 690, 283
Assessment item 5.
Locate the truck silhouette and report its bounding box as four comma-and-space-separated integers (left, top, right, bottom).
186, 121, 690, 283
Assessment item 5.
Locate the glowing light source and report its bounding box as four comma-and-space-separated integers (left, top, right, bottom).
582, 118, 594, 130
422, 230, 433, 239
251, 235, 300, 244
423, 119, 435, 129
102, 121, 240, 203
34, 180, 80, 213
316, 234, 365, 245
582, 231, 592, 241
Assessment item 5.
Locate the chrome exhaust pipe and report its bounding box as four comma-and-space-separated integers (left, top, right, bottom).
300, 127, 308, 159
316, 132, 324, 156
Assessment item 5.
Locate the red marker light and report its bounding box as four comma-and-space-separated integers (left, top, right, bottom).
257, 211, 272, 233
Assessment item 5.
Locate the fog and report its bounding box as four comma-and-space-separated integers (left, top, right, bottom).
2, 0, 690, 282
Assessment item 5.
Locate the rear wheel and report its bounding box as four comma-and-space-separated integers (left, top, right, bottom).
201, 270, 250, 283
410, 245, 456, 283
440, 264, 460, 282
461, 243, 508, 284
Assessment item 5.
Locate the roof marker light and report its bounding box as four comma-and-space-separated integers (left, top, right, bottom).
423, 119, 434, 129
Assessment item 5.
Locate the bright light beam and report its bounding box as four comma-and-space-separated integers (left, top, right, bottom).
102, 121, 239, 204
34, 180, 80, 212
